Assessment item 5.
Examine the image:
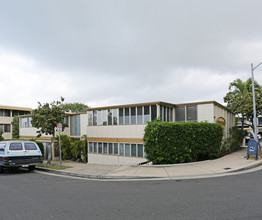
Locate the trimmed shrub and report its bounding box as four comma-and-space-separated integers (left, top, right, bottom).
143, 120, 224, 164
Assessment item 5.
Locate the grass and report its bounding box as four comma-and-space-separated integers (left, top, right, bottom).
37, 164, 70, 170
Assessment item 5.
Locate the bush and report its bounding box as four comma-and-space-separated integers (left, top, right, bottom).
54, 134, 73, 160
143, 120, 224, 164
220, 127, 247, 155
30, 139, 44, 155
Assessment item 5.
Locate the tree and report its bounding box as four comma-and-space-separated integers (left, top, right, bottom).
11, 116, 19, 139
31, 97, 66, 165
60, 103, 88, 113
0, 127, 4, 141
224, 78, 262, 130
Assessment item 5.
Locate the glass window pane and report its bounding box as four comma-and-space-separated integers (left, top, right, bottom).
113, 109, 118, 125
119, 108, 124, 125
119, 143, 124, 156
131, 144, 136, 157
167, 107, 170, 122
125, 144, 130, 156
125, 108, 130, 125
93, 111, 97, 126
175, 106, 185, 122
151, 105, 157, 121
76, 115, 80, 135
109, 143, 113, 154
24, 143, 37, 150
103, 143, 108, 154
138, 144, 143, 157
137, 106, 143, 124
164, 106, 167, 122
4, 124, 10, 132
97, 110, 102, 125
102, 110, 107, 125
88, 111, 93, 126
131, 107, 136, 124
114, 143, 118, 155
70, 115, 75, 135
10, 143, 23, 151
144, 106, 150, 124
94, 142, 97, 153
98, 143, 102, 154
170, 108, 173, 122
89, 142, 93, 153
108, 109, 112, 125
187, 105, 197, 121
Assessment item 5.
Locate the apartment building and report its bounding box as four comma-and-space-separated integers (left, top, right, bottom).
0, 105, 32, 140
86, 101, 235, 165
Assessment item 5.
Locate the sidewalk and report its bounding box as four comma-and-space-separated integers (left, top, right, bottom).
36, 148, 262, 180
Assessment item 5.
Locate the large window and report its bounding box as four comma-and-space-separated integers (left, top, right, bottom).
20, 117, 32, 128
70, 115, 80, 136
175, 105, 197, 122
0, 109, 10, 117
137, 106, 143, 124
125, 108, 130, 125
88, 142, 145, 158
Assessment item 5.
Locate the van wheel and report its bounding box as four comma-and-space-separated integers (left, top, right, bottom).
28, 165, 35, 171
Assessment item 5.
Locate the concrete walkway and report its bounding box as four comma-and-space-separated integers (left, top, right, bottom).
36, 148, 262, 180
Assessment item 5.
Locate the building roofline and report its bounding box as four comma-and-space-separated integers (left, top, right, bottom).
0, 105, 32, 111
87, 100, 232, 112
86, 101, 175, 111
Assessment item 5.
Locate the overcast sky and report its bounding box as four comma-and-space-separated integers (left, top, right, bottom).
1, 0, 262, 109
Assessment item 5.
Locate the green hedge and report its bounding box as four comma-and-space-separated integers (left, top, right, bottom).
143, 120, 224, 164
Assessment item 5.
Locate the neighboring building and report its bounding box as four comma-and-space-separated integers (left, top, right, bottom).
0, 105, 32, 140
19, 112, 88, 159
86, 101, 235, 165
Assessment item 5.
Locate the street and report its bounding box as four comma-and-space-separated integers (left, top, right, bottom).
1, 168, 262, 220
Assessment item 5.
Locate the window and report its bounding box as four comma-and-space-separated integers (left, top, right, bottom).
97, 110, 102, 125
108, 109, 112, 125
187, 105, 197, 122
119, 143, 124, 156
0, 109, 10, 117
175, 106, 185, 122
125, 108, 130, 125
20, 117, 32, 128
113, 109, 118, 125
131, 144, 136, 157
94, 142, 97, 153
88, 111, 93, 126
109, 143, 113, 154
138, 144, 143, 157
144, 106, 150, 123
89, 142, 93, 153
125, 144, 130, 156
151, 105, 157, 121
24, 143, 37, 150
131, 107, 136, 124
70, 115, 80, 136
137, 106, 143, 124
93, 110, 97, 126
114, 143, 118, 155
102, 110, 107, 125
103, 143, 108, 154
119, 108, 124, 125
98, 143, 102, 154
0, 143, 5, 152
9, 143, 23, 151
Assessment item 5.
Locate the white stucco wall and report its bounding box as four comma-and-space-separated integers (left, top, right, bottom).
87, 125, 146, 139
88, 153, 147, 165
197, 103, 214, 123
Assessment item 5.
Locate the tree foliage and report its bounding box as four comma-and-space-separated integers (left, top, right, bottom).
31, 97, 66, 137
60, 103, 88, 113
11, 116, 19, 139
0, 127, 4, 141
224, 78, 262, 128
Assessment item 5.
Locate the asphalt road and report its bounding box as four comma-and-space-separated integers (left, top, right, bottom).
1, 168, 262, 220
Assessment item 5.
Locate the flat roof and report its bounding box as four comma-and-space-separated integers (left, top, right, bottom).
86, 100, 230, 112
0, 105, 32, 112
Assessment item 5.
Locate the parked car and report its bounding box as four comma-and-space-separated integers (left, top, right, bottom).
0, 141, 43, 173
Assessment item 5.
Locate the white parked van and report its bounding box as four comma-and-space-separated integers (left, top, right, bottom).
0, 141, 43, 173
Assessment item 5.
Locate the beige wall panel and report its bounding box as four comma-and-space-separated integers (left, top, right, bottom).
80, 114, 88, 136
20, 127, 52, 138
88, 154, 147, 165
3, 133, 12, 139
87, 125, 146, 139
197, 104, 214, 122
0, 117, 13, 124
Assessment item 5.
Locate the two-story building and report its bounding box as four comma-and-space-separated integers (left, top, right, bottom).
0, 105, 32, 140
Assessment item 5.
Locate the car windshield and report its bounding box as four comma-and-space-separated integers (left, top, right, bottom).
0, 143, 5, 151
